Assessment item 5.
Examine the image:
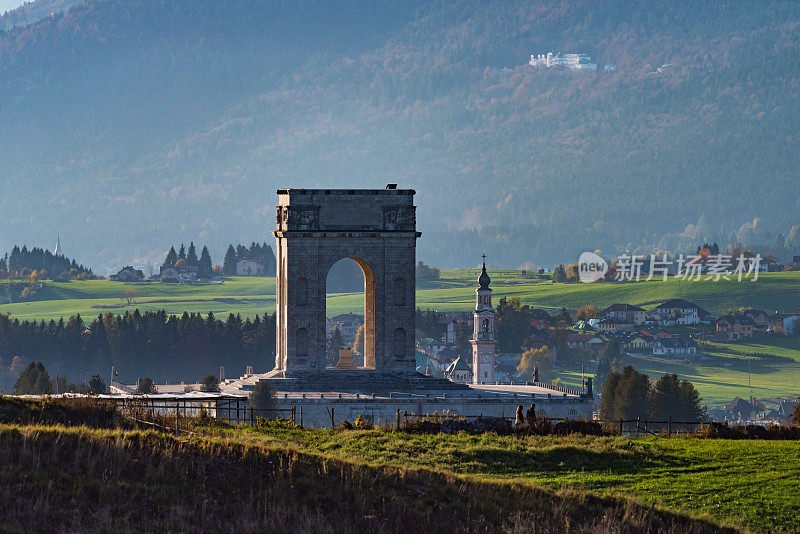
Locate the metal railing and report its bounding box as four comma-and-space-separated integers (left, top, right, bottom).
114, 396, 297, 433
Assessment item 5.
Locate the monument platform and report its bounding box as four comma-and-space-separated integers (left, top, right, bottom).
245, 369, 470, 394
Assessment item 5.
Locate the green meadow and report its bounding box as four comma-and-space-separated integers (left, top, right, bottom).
238, 425, 800, 533
2, 272, 799, 408
2, 270, 799, 321
2, 393, 799, 533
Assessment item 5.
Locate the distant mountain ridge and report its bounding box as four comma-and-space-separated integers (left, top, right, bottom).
0, 0, 82, 30
0, 0, 798, 271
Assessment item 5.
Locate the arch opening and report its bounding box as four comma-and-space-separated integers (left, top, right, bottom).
325, 257, 376, 370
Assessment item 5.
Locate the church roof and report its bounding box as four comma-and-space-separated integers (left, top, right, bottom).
478, 257, 491, 290
446, 356, 471, 373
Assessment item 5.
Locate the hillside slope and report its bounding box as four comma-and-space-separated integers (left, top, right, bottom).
0, 0, 82, 31
0, 424, 736, 532
1, 0, 798, 269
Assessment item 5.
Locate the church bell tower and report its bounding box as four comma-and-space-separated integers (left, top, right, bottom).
470, 255, 496, 384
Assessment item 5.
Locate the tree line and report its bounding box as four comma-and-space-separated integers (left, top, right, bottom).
161, 242, 214, 278
222, 242, 276, 276
0, 310, 276, 391
599, 365, 705, 423
1, 245, 94, 281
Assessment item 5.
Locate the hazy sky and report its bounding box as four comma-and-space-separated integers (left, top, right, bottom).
0, 0, 24, 15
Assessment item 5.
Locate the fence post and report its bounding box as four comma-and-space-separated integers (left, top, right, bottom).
331, 407, 335, 430
667, 416, 672, 438
644, 419, 647, 434
636, 417, 640, 438
404, 411, 408, 427
292, 406, 296, 426
250, 406, 254, 426
619, 419, 623, 435
300, 406, 304, 428
175, 401, 180, 434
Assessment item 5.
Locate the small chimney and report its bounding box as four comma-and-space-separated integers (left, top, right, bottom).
386, 184, 397, 189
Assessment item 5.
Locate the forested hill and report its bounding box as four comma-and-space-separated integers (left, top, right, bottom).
0, 0, 83, 31
1, 0, 798, 271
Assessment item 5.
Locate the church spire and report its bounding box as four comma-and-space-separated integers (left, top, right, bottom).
478, 253, 491, 290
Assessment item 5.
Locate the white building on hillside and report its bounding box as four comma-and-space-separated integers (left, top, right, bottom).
529, 52, 597, 70
236, 259, 265, 276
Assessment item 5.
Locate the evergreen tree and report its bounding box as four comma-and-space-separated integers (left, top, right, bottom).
88, 374, 107, 394
14, 362, 51, 394
136, 377, 156, 394
199, 246, 213, 278
8, 245, 21, 273
178, 243, 186, 261
222, 245, 237, 275
552, 264, 567, 282
495, 296, 531, 352
326, 327, 345, 367
263, 243, 276, 275
187, 242, 199, 266
649, 374, 705, 421
600, 365, 650, 421
163, 246, 178, 269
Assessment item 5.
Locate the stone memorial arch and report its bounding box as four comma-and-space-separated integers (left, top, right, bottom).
270, 187, 420, 378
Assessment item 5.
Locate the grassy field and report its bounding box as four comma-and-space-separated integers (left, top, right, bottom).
1, 397, 798, 532
0, 423, 731, 533
2, 270, 799, 321
235, 425, 800, 533
550, 336, 800, 409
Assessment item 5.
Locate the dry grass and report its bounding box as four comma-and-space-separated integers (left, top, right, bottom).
0, 424, 734, 533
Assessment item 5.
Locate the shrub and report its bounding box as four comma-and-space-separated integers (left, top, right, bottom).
88, 375, 107, 394
136, 377, 156, 394
248, 381, 276, 412
200, 374, 220, 392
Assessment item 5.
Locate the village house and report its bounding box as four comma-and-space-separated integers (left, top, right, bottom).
444, 356, 472, 384
436, 315, 460, 345
637, 327, 671, 339
648, 299, 704, 325
600, 303, 648, 325
566, 333, 607, 353
109, 265, 144, 282
427, 346, 459, 376
236, 259, 265, 276
768, 312, 799, 336
741, 309, 769, 331
652, 337, 698, 357
530, 309, 552, 329
715, 315, 755, 340
625, 334, 653, 352
596, 317, 635, 333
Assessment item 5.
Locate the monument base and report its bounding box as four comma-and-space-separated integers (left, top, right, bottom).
256, 369, 470, 394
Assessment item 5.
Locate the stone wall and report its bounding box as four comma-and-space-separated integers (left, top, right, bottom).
272, 392, 593, 428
